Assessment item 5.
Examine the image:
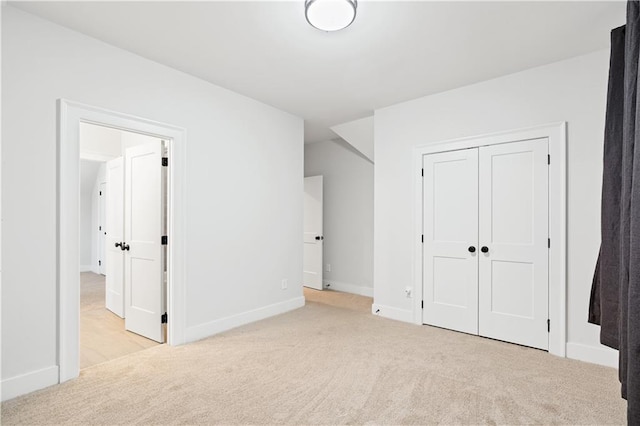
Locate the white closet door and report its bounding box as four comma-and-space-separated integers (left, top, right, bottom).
105, 158, 124, 318
303, 175, 323, 290
124, 142, 165, 343
423, 149, 479, 335
478, 138, 549, 350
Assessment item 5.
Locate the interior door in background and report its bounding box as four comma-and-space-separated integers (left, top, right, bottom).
105, 157, 124, 318
478, 138, 549, 350
422, 148, 479, 335
124, 141, 165, 343
304, 175, 323, 290
98, 181, 107, 275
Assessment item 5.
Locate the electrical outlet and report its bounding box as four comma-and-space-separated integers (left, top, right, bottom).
325, 264, 331, 272
281, 279, 288, 290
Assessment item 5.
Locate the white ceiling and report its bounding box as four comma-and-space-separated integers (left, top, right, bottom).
13, 1, 626, 143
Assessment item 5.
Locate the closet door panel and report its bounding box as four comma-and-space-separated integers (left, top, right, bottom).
478, 138, 549, 350
423, 149, 479, 335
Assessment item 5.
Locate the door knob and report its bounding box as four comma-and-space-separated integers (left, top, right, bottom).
481, 246, 489, 253
315, 236, 324, 241
468, 246, 476, 253
115, 242, 122, 249
123, 243, 130, 251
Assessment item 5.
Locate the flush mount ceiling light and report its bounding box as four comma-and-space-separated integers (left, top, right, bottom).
305, 0, 357, 32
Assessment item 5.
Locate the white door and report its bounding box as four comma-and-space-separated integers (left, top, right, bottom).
304, 175, 323, 290
478, 139, 549, 350
98, 182, 107, 275
124, 141, 165, 343
423, 149, 479, 335
105, 158, 124, 318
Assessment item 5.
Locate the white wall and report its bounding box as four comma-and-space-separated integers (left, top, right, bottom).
79, 195, 92, 270
374, 50, 618, 367
304, 139, 373, 297
80, 160, 101, 271
1, 5, 303, 396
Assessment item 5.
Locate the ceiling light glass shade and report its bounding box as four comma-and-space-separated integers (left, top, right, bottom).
305, 0, 357, 32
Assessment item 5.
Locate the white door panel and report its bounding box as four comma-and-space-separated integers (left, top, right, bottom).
304, 176, 323, 290
124, 141, 165, 343
423, 149, 478, 335
105, 158, 124, 318
98, 182, 107, 275
478, 138, 549, 350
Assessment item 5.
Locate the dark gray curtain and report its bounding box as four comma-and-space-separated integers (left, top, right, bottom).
589, 25, 625, 349
590, 1, 640, 423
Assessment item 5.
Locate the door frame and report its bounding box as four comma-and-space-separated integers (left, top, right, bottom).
58, 99, 187, 382
412, 122, 566, 357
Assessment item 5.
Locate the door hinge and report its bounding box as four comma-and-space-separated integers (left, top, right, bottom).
161, 312, 168, 324
99, 191, 102, 196
421, 300, 424, 309
548, 238, 551, 248
548, 154, 550, 165
421, 235, 424, 243
161, 236, 168, 245
547, 319, 550, 333
99, 225, 102, 231
98, 260, 101, 266
162, 157, 168, 167
421, 168, 424, 177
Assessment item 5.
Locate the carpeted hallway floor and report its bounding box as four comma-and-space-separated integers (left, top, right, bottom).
1, 289, 626, 425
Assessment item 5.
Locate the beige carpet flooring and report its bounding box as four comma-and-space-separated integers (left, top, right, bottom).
80, 272, 159, 369
2, 288, 626, 425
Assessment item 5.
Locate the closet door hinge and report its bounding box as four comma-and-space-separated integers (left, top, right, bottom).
421, 168, 424, 177
421, 235, 424, 243
547, 319, 550, 333
161, 312, 168, 324
162, 157, 168, 167
98, 260, 101, 266
548, 155, 550, 165
548, 238, 551, 248
421, 300, 424, 309
161, 236, 168, 245
99, 191, 102, 196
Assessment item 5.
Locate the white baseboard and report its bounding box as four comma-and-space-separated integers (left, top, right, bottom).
80, 265, 92, 272
185, 296, 305, 343
323, 280, 373, 297
1, 366, 59, 402
371, 303, 413, 323
566, 342, 618, 368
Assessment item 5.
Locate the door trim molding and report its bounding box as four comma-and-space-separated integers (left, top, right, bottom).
57, 99, 187, 383
412, 122, 567, 357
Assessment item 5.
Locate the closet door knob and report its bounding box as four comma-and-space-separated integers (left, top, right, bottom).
468, 246, 476, 253
481, 246, 489, 253
123, 243, 130, 251
115, 242, 122, 248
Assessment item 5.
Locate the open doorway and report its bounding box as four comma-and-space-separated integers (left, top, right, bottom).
59, 100, 186, 383
79, 122, 167, 368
